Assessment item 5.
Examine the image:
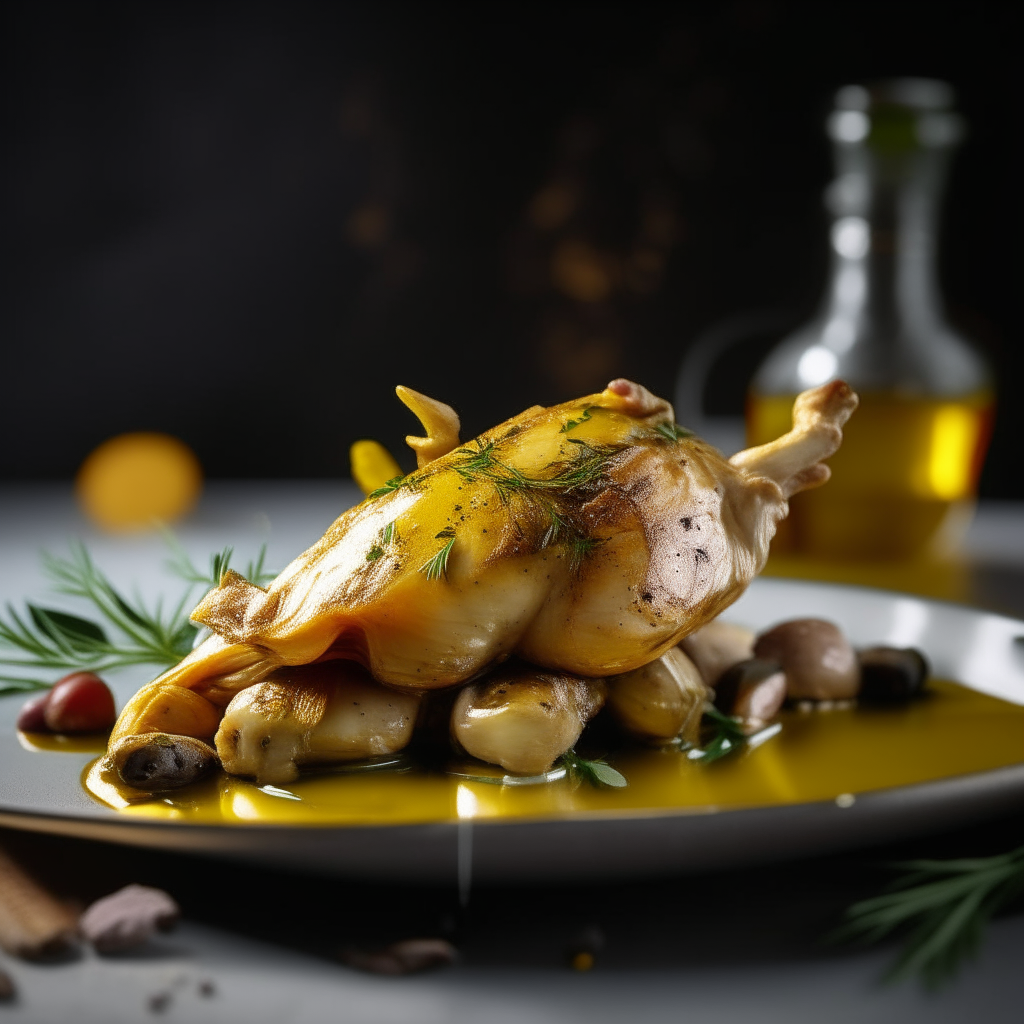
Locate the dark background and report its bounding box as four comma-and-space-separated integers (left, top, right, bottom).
2, 2, 1019, 492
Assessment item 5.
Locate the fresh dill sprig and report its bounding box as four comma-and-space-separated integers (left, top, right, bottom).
559, 407, 597, 433
538, 507, 602, 570
687, 705, 748, 763
831, 846, 1024, 988
566, 534, 601, 573
451, 436, 620, 496
559, 748, 628, 788
420, 536, 456, 581
449, 436, 620, 572
655, 422, 694, 443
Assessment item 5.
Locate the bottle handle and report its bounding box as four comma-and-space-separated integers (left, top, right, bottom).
673, 309, 796, 454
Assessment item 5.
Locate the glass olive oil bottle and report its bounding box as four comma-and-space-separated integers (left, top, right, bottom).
748, 80, 993, 561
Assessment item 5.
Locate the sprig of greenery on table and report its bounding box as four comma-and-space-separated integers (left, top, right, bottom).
833, 845, 1024, 987
0, 540, 272, 695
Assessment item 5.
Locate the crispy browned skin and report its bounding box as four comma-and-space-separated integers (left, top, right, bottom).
108, 379, 857, 766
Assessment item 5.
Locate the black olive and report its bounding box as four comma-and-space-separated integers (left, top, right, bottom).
858, 647, 929, 704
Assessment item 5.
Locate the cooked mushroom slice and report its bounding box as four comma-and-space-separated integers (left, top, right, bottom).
753, 618, 859, 700
451, 665, 606, 776
215, 662, 421, 786
606, 647, 709, 745
679, 620, 756, 688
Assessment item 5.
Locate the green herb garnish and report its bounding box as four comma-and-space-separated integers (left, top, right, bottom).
0, 540, 274, 694
687, 705, 748, 763
164, 535, 275, 589
559, 407, 598, 432
420, 536, 456, 581
0, 544, 197, 691
449, 436, 620, 572
655, 422, 694, 443
832, 846, 1024, 988
366, 521, 397, 563
559, 748, 628, 788
451, 437, 619, 500
368, 476, 411, 500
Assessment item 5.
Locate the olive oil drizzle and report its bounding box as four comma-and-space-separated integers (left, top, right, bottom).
81, 681, 1024, 826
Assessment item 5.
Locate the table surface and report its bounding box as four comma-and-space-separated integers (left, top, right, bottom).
1, 482, 1022, 1023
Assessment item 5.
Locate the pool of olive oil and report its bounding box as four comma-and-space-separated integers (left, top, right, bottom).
746, 391, 994, 560
83, 681, 1024, 827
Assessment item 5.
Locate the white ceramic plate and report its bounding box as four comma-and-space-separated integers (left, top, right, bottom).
2, 577, 1023, 882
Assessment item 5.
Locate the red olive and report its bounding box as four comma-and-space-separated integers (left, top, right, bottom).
43, 672, 116, 734
17, 692, 52, 732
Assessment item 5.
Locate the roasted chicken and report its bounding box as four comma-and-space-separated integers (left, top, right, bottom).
105, 377, 857, 790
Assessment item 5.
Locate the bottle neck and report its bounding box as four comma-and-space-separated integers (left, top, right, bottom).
753, 127, 989, 398
821, 145, 951, 352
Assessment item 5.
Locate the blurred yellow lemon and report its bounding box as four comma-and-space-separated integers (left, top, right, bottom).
76, 432, 203, 531
350, 439, 403, 495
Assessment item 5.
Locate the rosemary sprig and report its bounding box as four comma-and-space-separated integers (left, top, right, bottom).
420, 535, 456, 581
0, 540, 275, 694
559, 748, 628, 788
832, 846, 1024, 988
687, 705, 748, 763
164, 535, 275, 588
368, 475, 411, 500
0, 543, 197, 691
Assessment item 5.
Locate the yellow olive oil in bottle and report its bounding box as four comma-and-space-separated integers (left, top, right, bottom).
748, 80, 993, 562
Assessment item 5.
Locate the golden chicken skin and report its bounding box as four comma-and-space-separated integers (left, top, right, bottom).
104, 377, 857, 791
